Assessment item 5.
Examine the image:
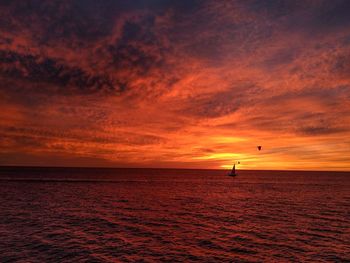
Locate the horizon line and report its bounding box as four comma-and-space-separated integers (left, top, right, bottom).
0, 165, 349, 173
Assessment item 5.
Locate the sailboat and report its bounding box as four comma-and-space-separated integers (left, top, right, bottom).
228, 164, 237, 177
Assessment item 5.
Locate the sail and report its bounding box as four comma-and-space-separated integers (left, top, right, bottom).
228, 163, 237, 176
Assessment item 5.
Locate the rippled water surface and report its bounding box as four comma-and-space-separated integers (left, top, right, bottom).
0, 167, 349, 262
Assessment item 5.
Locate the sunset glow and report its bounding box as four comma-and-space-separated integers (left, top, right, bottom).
1, 1, 350, 170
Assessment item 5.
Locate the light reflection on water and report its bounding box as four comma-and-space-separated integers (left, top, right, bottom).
0, 168, 349, 262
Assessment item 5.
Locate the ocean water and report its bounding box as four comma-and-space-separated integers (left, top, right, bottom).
0, 167, 349, 262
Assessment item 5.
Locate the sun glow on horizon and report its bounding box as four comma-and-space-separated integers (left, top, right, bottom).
0, 1, 350, 171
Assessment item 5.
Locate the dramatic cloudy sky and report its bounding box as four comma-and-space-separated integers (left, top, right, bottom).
1, 0, 350, 170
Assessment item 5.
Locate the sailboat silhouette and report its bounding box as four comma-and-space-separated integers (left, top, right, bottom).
228, 164, 237, 177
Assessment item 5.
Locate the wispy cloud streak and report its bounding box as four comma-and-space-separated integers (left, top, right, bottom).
1, 0, 350, 170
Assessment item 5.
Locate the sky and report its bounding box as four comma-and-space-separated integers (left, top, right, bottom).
1, 0, 350, 170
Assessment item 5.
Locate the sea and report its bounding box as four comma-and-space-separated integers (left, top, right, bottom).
0, 167, 349, 262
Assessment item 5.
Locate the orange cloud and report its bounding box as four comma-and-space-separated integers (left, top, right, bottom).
1, 1, 350, 170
